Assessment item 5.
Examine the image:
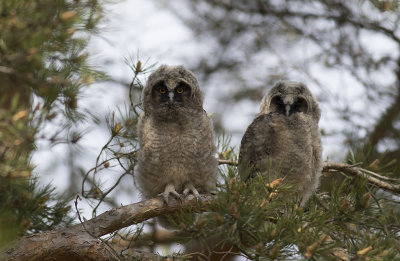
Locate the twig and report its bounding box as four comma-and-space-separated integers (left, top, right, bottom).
357, 167, 400, 183
218, 159, 238, 166
0, 66, 14, 74
217, 159, 400, 194
323, 162, 400, 194
114, 228, 187, 247
74, 195, 123, 261
182, 252, 210, 261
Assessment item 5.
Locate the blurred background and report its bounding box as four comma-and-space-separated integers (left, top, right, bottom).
33, 0, 400, 217
2, 0, 399, 256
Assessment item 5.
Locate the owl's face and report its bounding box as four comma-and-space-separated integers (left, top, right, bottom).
142, 65, 204, 117
260, 81, 320, 121
151, 79, 192, 110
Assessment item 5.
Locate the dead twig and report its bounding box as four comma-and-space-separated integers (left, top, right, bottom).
322, 162, 400, 194
218, 159, 400, 194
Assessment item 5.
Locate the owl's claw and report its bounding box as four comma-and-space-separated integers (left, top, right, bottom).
183, 184, 200, 200
159, 184, 181, 204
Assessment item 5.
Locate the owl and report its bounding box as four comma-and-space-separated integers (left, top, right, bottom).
135, 65, 218, 205
238, 81, 322, 206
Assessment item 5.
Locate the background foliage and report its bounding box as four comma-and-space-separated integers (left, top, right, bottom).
0, 0, 102, 247
1, 0, 400, 260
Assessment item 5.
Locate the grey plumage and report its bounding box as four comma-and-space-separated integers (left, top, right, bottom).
238, 81, 322, 205
135, 65, 218, 205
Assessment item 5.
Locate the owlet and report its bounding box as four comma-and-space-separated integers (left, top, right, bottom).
238, 81, 322, 206
136, 65, 218, 205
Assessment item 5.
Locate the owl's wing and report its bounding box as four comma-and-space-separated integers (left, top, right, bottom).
238, 114, 275, 181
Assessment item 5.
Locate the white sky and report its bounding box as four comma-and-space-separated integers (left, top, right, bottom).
31, 0, 398, 254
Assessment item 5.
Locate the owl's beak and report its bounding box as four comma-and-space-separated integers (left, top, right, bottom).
168, 92, 174, 102
283, 96, 294, 116
285, 104, 291, 116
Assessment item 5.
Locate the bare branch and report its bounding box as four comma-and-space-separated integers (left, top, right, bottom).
1, 195, 214, 261
0, 66, 14, 75
218, 159, 400, 194
2, 161, 398, 260
218, 159, 238, 166
322, 162, 400, 193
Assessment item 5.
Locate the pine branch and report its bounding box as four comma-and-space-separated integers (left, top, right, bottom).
218, 159, 238, 166
1, 195, 214, 261
322, 162, 400, 193
218, 160, 400, 194
2, 161, 398, 260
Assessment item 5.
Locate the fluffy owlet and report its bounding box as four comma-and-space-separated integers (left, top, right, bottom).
135, 65, 218, 205
238, 81, 322, 206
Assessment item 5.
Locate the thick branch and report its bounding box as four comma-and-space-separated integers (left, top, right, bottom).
1, 230, 157, 261
1, 195, 214, 261
80, 195, 213, 238
2, 161, 398, 260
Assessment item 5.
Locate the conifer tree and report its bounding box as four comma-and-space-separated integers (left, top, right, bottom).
1, 0, 400, 260
0, 0, 103, 247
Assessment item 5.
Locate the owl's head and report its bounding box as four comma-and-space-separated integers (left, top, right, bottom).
142, 65, 204, 116
260, 81, 321, 121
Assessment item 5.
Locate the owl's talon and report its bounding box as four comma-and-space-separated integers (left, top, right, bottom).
159, 184, 182, 205
183, 184, 200, 201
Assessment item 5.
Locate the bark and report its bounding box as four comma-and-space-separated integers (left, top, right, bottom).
220, 159, 400, 194
1, 160, 398, 260
322, 162, 400, 193
1, 195, 214, 261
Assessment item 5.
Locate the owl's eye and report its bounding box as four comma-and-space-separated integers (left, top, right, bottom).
176, 87, 184, 94
159, 87, 167, 94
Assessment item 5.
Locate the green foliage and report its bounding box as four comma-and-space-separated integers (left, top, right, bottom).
0, 0, 105, 116
348, 146, 398, 179
81, 59, 155, 216
86, 121, 392, 259
0, 0, 104, 247
169, 0, 400, 176
0, 177, 73, 247
164, 162, 400, 260
87, 77, 400, 259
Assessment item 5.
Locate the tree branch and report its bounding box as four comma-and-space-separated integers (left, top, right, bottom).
1, 195, 214, 261
2, 160, 398, 260
0, 66, 14, 75
218, 159, 400, 194
322, 162, 400, 193
218, 159, 238, 166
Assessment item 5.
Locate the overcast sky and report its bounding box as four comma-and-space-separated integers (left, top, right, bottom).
31, 0, 398, 237
30, 0, 343, 217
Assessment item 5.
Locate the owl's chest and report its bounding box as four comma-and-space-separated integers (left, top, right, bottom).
142, 122, 204, 161
266, 116, 313, 158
